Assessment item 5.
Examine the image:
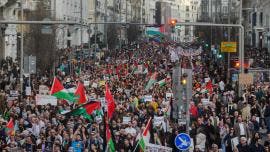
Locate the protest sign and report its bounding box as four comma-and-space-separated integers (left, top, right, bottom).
231, 137, 239, 150
201, 98, 210, 106
123, 117, 131, 124
146, 143, 172, 152
138, 65, 143, 73
153, 116, 165, 126
36, 94, 57, 106
26, 87, 31, 96
39, 85, 49, 95
91, 82, 98, 88
10, 90, 18, 97
144, 95, 153, 102
99, 81, 106, 86
7, 96, 17, 101
166, 93, 173, 99
99, 97, 106, 108
84, 81, 90, 87
239, 74, 253, 85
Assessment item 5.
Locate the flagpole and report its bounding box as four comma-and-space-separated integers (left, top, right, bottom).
103, 107, 107, 151
132, 141, 140, 152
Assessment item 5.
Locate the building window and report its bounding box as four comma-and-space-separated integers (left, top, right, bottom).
260, 12, 263, 26
186, 6, 189, 12
223, 6, 228, 14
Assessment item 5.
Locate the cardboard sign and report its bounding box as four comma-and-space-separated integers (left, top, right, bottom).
36, 94, 57, 106
239, 74, 253, 85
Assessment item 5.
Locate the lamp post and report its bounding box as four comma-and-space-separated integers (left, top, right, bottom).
20, 0, 24, 95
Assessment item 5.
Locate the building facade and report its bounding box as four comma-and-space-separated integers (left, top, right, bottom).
242, 0, 270, 49
52, 0, 89, 49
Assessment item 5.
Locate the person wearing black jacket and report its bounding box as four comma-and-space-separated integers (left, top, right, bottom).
236, 137, 250, 152
223, 127, 237, 152
249, 132, 264, 152
264, 101, 270, 133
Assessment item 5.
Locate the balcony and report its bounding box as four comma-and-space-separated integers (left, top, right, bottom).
0, 0, 8, 7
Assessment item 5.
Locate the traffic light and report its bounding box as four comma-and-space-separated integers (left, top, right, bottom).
169, 19, 177, 33
181, 73, 188, 86
217, 54, 223, 59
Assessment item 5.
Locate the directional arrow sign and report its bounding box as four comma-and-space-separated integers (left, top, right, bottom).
175, 133, 191, 151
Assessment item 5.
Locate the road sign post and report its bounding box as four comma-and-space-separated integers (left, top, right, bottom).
176, 22, 244, 96
175, 133, 191, 151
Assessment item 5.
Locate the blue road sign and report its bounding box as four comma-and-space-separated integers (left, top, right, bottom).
175, 133, 191, 151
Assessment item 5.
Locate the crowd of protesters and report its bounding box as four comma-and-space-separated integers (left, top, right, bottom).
245, 47, 270, 68
0, 41, 269, 152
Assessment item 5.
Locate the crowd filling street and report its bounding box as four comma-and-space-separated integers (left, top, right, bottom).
0, 41, 269, 152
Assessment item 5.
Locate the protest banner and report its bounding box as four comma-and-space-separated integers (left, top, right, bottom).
36, 94, 57, 106
146, 143, 172, 152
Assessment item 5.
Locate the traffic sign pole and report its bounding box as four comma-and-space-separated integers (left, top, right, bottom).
176, 22, 244, 96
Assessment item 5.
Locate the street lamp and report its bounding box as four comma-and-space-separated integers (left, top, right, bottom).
19, 0, 24, 95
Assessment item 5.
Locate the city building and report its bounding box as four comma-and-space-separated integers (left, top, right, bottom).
52, 0, 89, 49
0, 0, 19, 60
242, 0, 270, 49
153, 0, 200, 42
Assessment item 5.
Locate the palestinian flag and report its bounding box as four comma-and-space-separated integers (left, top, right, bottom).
75, 82, 87, 104
138, 117, 152, 151
6, 118, 14, 136
106, 123, 115, 152
138, 138, 146, 152
69, 101, 101, 120
145, 72, 158, 90
105, 83, 115, 119
66, 87, 76, 98
156, 77, 171, 87
205, 80, 213, 94
142, 117, 151, 143
50, 77, 75, 102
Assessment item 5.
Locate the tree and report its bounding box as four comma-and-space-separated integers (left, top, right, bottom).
23, 0, 56, 72
127, 24, 140, 42
107, 24, 118, 49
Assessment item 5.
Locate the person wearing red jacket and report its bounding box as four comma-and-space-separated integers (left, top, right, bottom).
190, 102, 199, 122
